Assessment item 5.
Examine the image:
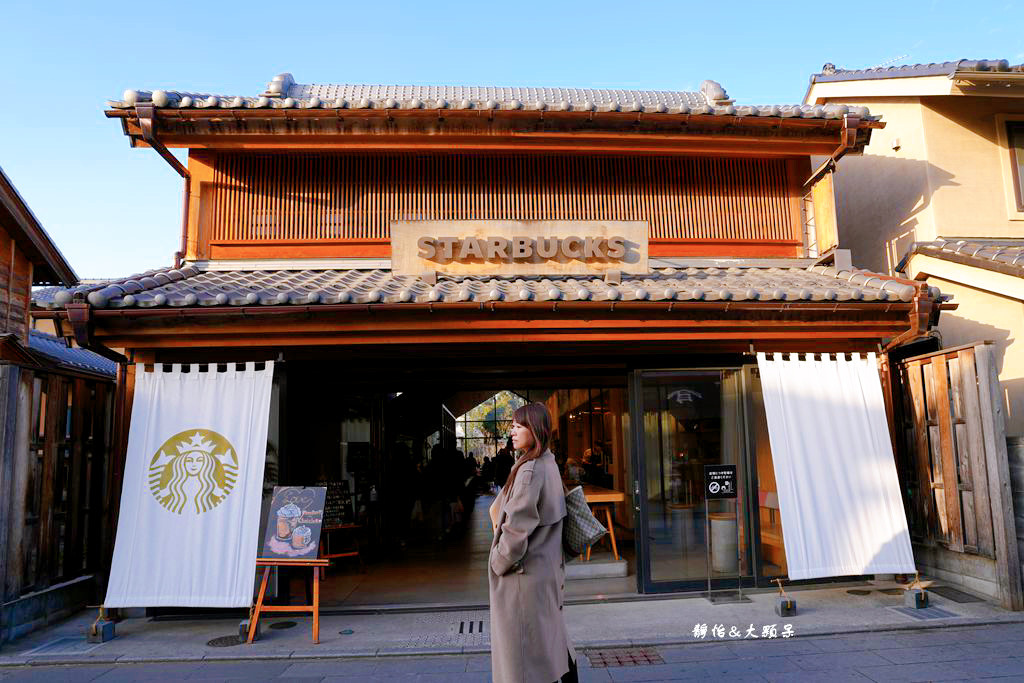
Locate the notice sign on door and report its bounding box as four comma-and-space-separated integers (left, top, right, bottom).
704, 464, 737, 500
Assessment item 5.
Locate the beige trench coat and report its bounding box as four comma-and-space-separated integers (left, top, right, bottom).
489, 450, 575, 683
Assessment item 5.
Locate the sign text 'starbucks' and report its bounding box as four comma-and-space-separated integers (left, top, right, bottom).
391, 220, 648, 276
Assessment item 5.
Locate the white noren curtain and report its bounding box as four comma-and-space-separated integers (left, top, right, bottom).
105, 362, 274, 607
756, 352, 915, 580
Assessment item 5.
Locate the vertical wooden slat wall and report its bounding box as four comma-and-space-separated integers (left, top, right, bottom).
897, 347, 999, 559
208, 154, 795, 242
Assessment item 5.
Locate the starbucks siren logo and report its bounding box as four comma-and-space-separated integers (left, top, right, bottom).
148, 429, 239, 514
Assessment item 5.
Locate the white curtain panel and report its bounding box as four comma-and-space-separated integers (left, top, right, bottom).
105, 362, 274, 607
756, 352, 915, 580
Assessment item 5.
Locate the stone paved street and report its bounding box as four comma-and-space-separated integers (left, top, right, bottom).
3, 621, 1024, 681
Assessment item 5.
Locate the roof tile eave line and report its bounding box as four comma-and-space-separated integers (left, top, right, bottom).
68, 267, 915, 310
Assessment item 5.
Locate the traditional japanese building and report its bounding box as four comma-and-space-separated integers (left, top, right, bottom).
33, 72, 962, 611
0, 167, 117, 641
805, 59, 1024, 609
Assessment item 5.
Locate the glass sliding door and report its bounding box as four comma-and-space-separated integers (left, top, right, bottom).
632, 369, 750, 592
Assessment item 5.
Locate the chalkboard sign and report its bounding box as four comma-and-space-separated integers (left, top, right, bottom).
261, 486, 326, 560
322, 480, 352, 527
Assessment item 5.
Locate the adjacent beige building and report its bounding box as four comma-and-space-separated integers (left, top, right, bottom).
806, 59, 1024, 438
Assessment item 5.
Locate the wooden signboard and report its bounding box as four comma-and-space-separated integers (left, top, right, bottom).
391, 220, 649, 276
261, 486, 326, 560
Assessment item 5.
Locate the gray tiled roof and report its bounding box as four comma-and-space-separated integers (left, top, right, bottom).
903, 238, 1024, 278
812, 59, 1024, 83
33, 264, 923, 310
108, 72, 873, 120
28, 330, 117, 378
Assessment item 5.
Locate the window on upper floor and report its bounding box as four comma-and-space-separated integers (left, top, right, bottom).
1009, 122, 1024, 211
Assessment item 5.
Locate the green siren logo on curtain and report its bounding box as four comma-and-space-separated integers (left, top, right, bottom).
148, 429, 239, 514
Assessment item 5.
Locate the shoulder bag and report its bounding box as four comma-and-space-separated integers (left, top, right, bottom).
563, 486, 607, 556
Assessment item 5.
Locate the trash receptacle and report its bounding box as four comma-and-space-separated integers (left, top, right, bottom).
709, 511, 737, 573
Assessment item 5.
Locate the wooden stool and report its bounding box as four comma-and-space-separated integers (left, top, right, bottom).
584, 503, 619, 561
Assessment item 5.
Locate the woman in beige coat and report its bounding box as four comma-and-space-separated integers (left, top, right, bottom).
489, 403, 577, 683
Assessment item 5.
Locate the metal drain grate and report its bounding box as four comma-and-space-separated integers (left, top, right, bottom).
269, 621, 297, 630
890, 606, 960, 621
929, 585, 984, 603
206, 635, 242, 647
384, 612, 490, 649
586, 647, 664, 667
846, 589, 871, 596
454, 619, 485, 635
22, 637, 103, 656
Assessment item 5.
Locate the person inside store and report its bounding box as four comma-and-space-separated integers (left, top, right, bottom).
581, 448, 609, 487
493, 446, 514, 490
480, 455, 494, 492
488, 403, 577, 683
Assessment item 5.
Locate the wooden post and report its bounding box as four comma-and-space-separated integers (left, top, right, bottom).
905, 361, 935, 536
975, 343, 1023, 610
4, 369, 32, 601
932, 355, 964, 551
958, 348, 995, 558
37, 376, 60, 585
0, 365, 18, 604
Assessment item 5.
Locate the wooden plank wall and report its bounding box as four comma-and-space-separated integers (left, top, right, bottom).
0, 227, 32, 343
207, 154, 797, 244
3, 370, 115, 600
896, 342, 1023, 609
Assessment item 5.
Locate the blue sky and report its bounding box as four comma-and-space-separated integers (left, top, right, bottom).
4, 0, 1022, 278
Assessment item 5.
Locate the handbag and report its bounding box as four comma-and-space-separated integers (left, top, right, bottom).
563, 486, 607, 556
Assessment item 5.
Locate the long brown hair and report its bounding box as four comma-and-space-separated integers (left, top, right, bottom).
503, 403, 551, 499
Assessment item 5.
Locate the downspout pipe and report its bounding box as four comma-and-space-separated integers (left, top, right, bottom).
66, 303, 129, 365
135, 104, 191, 269
804, 113, 861, 187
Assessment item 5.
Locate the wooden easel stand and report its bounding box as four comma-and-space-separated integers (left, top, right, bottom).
248, 558, 330, 644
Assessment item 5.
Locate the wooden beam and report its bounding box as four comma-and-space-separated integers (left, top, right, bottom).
148, 135, 842, 157
94, 325, 913, 349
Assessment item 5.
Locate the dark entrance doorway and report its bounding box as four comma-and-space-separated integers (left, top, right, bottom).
276, 351, 637, 609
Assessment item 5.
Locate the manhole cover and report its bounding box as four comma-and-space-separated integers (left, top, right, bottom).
847, 589, 871, 596
206, 635, 241, 647
586, 647, 664, 667
878, 588, 904, 595
269, 621, 297, 630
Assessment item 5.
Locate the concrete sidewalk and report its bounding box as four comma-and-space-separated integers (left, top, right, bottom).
2, 579, 1022, 667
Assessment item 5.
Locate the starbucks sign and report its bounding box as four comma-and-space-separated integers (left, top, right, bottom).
391, 220, 648, 276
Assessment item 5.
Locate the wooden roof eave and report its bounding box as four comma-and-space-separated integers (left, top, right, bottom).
105, 108, 882, 156
50, 299, 923, 350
